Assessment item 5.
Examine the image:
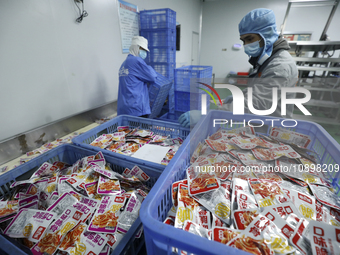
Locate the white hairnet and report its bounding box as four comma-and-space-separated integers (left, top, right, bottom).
131, 36, 149, 51
239, 8, 279, 64
129, 45, 140, 57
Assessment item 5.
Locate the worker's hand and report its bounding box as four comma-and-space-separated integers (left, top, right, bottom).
178, 110, 202, 128
178, 112, 190, 128
223, 95, 233, 104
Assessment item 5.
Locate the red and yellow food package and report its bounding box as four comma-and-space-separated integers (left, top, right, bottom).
88, 196, 126, 234
248, 178, 289, 207
193, 183, 232, 225
212, 227, 241, 244
243, 215, 295, 254
308, 220, 340, 255
97, 176, 121, 196
31, 207, 83, 255
172, 179, 188, 207
187, 165, 220, 196
183, 220, 211, 240
175, 184, 200, 229
58, 223, 87, 252
90, 134, 113, 149
233, 208, 260, 230
252, 145, 300, 161
69, 231, 108, 255
230, 136, 275, 150
227, 234, 274, 255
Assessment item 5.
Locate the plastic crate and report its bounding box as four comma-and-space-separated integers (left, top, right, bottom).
158, 106, 169, 119
140, 29, 176, 47
168, 87, 175, 113
174, 65, 213, 92
140, 8, 176, 30
148, 62, 175, 80
0, 144, 164, 255
140, 110, 340, 255
148, 73, 173, 119
145, 46, 176, 63
72, 115, 190, 171
157, 111, 184, 123
161, 84, 175, 113
174, 90, 210, 112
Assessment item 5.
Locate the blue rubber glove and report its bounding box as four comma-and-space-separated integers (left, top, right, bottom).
178, 110, 202, 128
178, 111, 190, 128
223, 95, 233, 104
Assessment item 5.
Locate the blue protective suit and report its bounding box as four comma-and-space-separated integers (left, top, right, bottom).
117, 54, 157, 116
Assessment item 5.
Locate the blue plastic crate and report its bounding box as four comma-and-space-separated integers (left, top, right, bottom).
169, 89, 174, 107
174, 90, 210, 112
148, 62, 175, 80
140, 8, 176, 30
148, 73, 173, 119
145, 46, 176, 63
161, 84, 175, 113
140, 29, 176, 47
140, 110, 340, 255
168, 87, 175, 113
157, 111, 184, 123
158, 106, 169, 118
174, 65, 213, 92
72, 115, 190, 171
0, 144, 164, 255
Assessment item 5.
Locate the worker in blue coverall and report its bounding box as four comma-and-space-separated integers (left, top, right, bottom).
117, 36, 157, 117
179, 8, 298, 127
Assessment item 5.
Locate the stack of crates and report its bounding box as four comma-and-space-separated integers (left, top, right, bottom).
174, 65, 213, 114
140, 8, 176, 113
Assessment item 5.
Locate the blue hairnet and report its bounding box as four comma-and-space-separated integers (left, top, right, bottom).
239, 8, 279, 64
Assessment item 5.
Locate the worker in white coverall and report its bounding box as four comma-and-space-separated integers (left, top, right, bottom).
178, 8, 298, 128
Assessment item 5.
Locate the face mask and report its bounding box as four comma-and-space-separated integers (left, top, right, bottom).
139, 49, 147, 59
244, 40, 263, 57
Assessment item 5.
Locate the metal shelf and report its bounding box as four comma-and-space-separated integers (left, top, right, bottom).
297, 66, 340, 72
281, 0, 340, 124
281, 0, 340, 41
289, 41, 340, 52
293, 57, 340, 63
303, 85, 340, 92
304, 99, 340, 108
